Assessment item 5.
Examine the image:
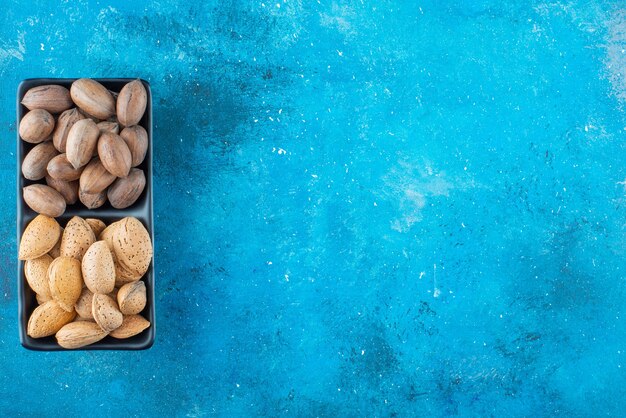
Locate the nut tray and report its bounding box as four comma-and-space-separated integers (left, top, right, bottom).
16, 78, 155, 350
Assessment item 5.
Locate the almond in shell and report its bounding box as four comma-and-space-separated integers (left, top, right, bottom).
85, 218, 106, 237
27, 300, 76, 338
70, 78, 115, 120
79, 159, 116, 193
60, 216, 96, 260
82, 241, 115, 294
53, 108, 85, 152
75, 288, 94, 319
66, 118, 100, 169
117, 281, 146, 315
24, 254, 53, 298
92, 294, 123, 332
116, 79, 147, 127
21, 85, 73, 114
109, 315, 150, 339
56, 321, 108, 349
22, 142, 58, 180
48, 227, 62, 258
113, 217, 153, 278
45, 176, 79, 205
19, 215, 61, 260
48, 256, 83, 312
19, 109, 55, 143
47, 154, 84, 181
98, 132, 132, 177
36, 293, 52, 304
23, 184, 66, 217
107, 168, 146, 209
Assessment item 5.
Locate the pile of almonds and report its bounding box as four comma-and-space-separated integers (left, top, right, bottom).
19, 214, 152, 349
20, 78, 149, 216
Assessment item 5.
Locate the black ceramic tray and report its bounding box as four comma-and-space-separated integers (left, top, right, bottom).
17, 78, 155, 350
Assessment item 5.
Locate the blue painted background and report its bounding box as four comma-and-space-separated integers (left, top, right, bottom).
2, 0, 626, 416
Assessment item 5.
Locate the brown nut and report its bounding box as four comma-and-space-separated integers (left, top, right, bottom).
116, 80, 147, 127
107, 168, 146, 209
79, 159, 116, 194
53, 108, 86, 152
22, 142, 58, 180
98, 132, 132, 178
21, 85, 73, 114
79, 188, 107, 209
47, 154, 84, 181
66, 118, 100, 169
120, 125, 148, 167
70, 78, 115, 120
23, 184, 66, 217
45, 176, 79, 205
19, 109, 55, 143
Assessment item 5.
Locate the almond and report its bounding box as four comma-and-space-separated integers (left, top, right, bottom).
45, 176, 79, 205
117, 281, 147, 315
82, 241, 115, 294
74, 288, 94, 319
24, 254, 53, 298
70, 78, 115, 120
108, 287, 119, 300
21, 85, 73, 114
111, 217, 153, 278
47, 154, 84, 181
98, 132, 132, 177
53, 108, 85, 152
36, 293, 52, 304
48, 227, 62, 258
107, 168, 146, 209
97, 121, 119, 134
92, 294, 123, 332
23, 184, 66, 217
19, 215, 61, 260
109, 315, 150, 339
85, 218, 106, 237
19, 109, 55, 143
66, 118, 100, 169
79, 188, 107, 209
116, 80, 147, 127
120, 125, 148, 167
79, 159, 116, 193
22, 142, 58, 180
60, 216, 96, 260
56, 321, 108, 349
48, 256, 83, 312
27, 300, 76, 338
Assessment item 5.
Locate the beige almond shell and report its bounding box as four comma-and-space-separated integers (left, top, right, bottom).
45, 176, 79, 205
79, 188, 107, 209
92, 294, 123, 332
79, 158, 116, 194
21, 85, 73, 114
74, 287, 94, 319
23, 184, 66, 217
27, 300, 76, 338
19, 109, 55, 143
117, 281, 147, 315
48, 256, 83, 312
53, 108, 86, 152
60, 216, 96, 260
48, 227, 62, 258
56, 321, 108, 349
19, 215, 61, 260
108, 287, 119, 300
120, 125, 148, 167
97, 121, 119, 134
24, 254, 53, 298
107, 168, 146, 209
98, 132, 132, 178
70, 78, 116, 120
47, 154, 84, 181
66, 118, 100, 169
36, 293, 52, 304
109, 315, 150, 339
22, 142, 59, 181
113, 217, 153, 277
85, 218, 106, 237
82, 241, 115, 294
116, 80, 147, 127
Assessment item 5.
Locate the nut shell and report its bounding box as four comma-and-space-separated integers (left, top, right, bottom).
79, 159, 116, 193
109, 315, 150, 339
19, 215, 61, 260
79, 188, 107, 209
117, 281, 147, 315
66, 118, 100, 169
23, 184, 66, 217
116, 80, 147, 127
48, 256, 83, 312
120, 125, 148, 167
27, 300, 76, 338
70, 78, 115, 120
56, 321, 108, 349
60, 216, 96, 260
47, 154, 84, 181
19, 109, 55, 143
85, 219, 106, 237
24, 254, 53, 298
82, 241, 115, 294
45, 176, 79, 205
92, 294, 123, 332
97, 121, 119, 134
98, 132, 132, 178
107, 168, 146, 209
22, 142, 58, 180
75, 288, 94, 319
53, 108, 85, 152
21, 85, 73, 114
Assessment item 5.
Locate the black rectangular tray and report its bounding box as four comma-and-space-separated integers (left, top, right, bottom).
17, 78, 155, 350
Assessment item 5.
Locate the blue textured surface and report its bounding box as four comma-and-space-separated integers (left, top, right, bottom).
2, 0, 626, 416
